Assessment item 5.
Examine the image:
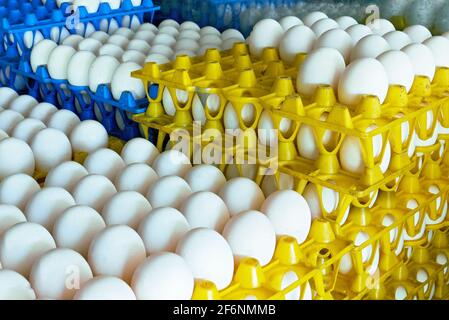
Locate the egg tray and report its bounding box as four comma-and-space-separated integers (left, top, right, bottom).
0, 56, 28, 93
0, 0, 160, 59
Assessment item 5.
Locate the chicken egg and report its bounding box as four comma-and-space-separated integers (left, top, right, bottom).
127, 39, 151, 54
131, 253, 194, 300
383, 31, 412, 50
120, 137, 159, 166
260, 173, 294, 197
311, 18, 339, 37
176, 228, 234, 290
133, 30, 156, 43
0, 87, 18, 107
83, 148, 125, 181
279, 16, 303, 31
0, 129, 8, 141
0, 174, 40, 211
107, 34, 130, 49
345, 24, 373, 45
404, 25, 432, 43
114, 27, 135, 39
159, 26, 179, 38
0, 110, 24, 134
8, 95, 38, 117
45, 161, 88, 192
70, 120, 109, 154
152, 34, 176, 47
67, 51, 97, 87
184, 164, 227, 193
350, 34, 391, 61
423, 36, 449, 68
145, 53, 171, 65
174, 38, 200, 53
377, 50, 415, 93
279, 25, 316, 64
248, 19, 284, 57
159, 19, 180, 29
30, 40, 58, 73
47, 109, 81, 136
219, 177, 265, 216
152, 150, 192, 177
179, 21, 200, 32
315, 29, 353, 64
72, 174, 117, 212
88, 55, 121, 93
222, 38, 244, 51
74, 276, 136, 300
260, 190, 312, 244
335, 16, 358, 30
73, 0, 100, 13
146, 175, 192, 209
78, 38, 102, 53
200, 26, 221, 37
221, 29, 245, 41
88, 225, 146, 282
303, 183, 339, 219
303, 11, 328, 27
149, 44, 174, 57
61, 34, 84, 48
115, 163, 158, 195
0, 205, 27, 237
402, 43, 436, 81
89, 31, 110, 43
111, 62, 146, 100
0, 270, 36, 300
47, 45, 77, 80
366, 18, 395, 36
138, 23, 159, 33
178, 29, 201, 41
0, 138, 35, 179
199, 34, 222, 47
22, 31, 44, 51
28, 103, 58, 124
99, 43, 125, 59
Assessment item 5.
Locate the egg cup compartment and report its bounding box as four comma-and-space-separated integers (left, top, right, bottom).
0, 0, 160, 59
0, 56, 27, 93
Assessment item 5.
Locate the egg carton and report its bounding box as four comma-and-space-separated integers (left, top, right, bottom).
0, 0, 160, 59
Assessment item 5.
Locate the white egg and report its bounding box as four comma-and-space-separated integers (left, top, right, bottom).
200, 26, 221, 37
219, 177, 265, 216
297, 114, 333, 160
127, 39, 151, 54
260, 173, 294, 197
174, 38, 200, 53
88, 55, 121, 93
199, 34, 222, 47
111, 62, 146, 100
74, 276, 136, 300
88, 225, 146, 282
423, 36, 449, 68
346, 24, 373, 45
102, 191, 151, 229
223, 210, 276, 266
25, 187, 75, 230
279, 25, 316, 64
0, 205, 27, 237
73, 0, 100, 13
377, 50, 415, 92
0, 222, 56, 277
133, 30, 156, 43
383, 31, 412, 50
61, 34, 84, 48
176, 228, 234, 290
70, 120, 108, 154
303, 183, 339, 219
350, 34, 391, 61
114, 27, 135, 39
297, 48, 346, 97
0, 270, 36, 300
311, 18, 339, 37
28, 103, 58, 124
0, 110, 24, 134
8, 95, 38, 117
248, 19, 284, 57
47, 45, 77, 80
145, 53, 171, 65
72, 174, 117, 212
138, 23, 159, 33
279, 16, 303, 31
131, 253, 194, 300
67, 51, 97, 87
115, 163, 158, 195
184, 164, 227, 193
83, 148, 125, 181
53, 205, 105, 257
338, 58, 389, 106
23, 31, 44, 50
44, 161, 88, 192
0, 174, 40, 211
0, 87, 18, 107
119, 138, 159, 166
152, 150, 192, 178
99, 43, 125, 59
179, 21, 200, 32
315, 29, 353, 64
159, 19, 180, 29
366, 18, 395, 36
335, 16, 358, 30
404, 25, 432, 43
149, 44, 174, 57
146, 175, 192, 209
178, 29, 201, 41
78, 38, 102, 53
89, 31, 110, 43
0, 129, 8, 141
47, 109, 81, 136
30, 40, 58, 72
152, 34, 176, 47
303, 11, 328, 27
107, 34, 130, 49
402, 43, 436, 80
221, 29, 245, 41
159, 26, 179, 38
30, 248, 93, 300
0, 138, 35, 179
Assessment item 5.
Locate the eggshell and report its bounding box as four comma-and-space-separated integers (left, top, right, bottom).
248, 19, 284, 57
336, 16, 358, 30
88, 225, 146, 282
219, 177, 265, 216
176, 228, 234, 290
102, 191, 151, 229
127, 39, 151, 54
200, 26, 220, 37
146, 175, 192, 209
175, 38, 200, 52
377, 50, 415, 92
179, 21, 200, 32
222, 38, 244, 51
138, 23, 159, 33
350, 34, 391, 61
115, 163, 158, 195
279, 16, 303, 31
159, 26, 180, 38
402, 43, 436, 80
159, 19, 180, 29
366, 18, 395, 36
303, 183, 339, 219
0, 129, 8, 141
145, 53, 170, 64
260, 190, 312, 244
149, 44, 174, 57
44, 162, 86, 193
199, 34, 222, 47
198, 44, 221, 56
25, 187, 75, 230
279, 25, 316, 64
133, 30, 156, 43
0, 87, 18, 107
152, 34, 176, 47
346, 24, 373, 45
28, 102, 58, 123
47, 109, 81, 135
404, 25, 432, 43
311, 18, 339, 37
0, 110, 24, 134
223, 210, 276, 266
0, 270, 36, 300
0, 138, 35, 179
72, 174, 117, 212
88, 55, 121, 93
303, 11, 328, 27
83, 148, 125, 181
423, 36, 449, 68
61, 34, 84, 48
99, 43, 124, 59
120, 137, 159, 166
297, 48, 346, 97
30, 40, 58, 72
184, 164, 227, 193
221, 29, 245, 41
114, 27, 135, 39
315, 29, 353, 64
22, 31, 43, 50
47, 45, 77, 80
383, 31, 412, 50
152, 150, 192, 177
178, 29, 201, 41
111, 62, 146, 100
0, 205, 27, 237
78, 38, 102, 53
30, 248, 93, 300
0, 174, 40, 211
8, 95, 38, 116
67, 51, 97, 87
73, 0, 100, 13
0, 222, 56, 277
53, 205, 105, 257
131, 253, 194, 300
107, 34, 130, 49
338, 58, 389, 106
74, 276, 136, 300
70, 120, 108, 154
89, 31, 110, 43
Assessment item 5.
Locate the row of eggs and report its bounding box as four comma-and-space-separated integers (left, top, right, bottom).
0, 88, 314, 299
42, 0, 143, 12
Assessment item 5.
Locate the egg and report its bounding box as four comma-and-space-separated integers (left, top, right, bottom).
107, 34, 130, 49
127, 39, 151, 54
423, 36, 449, 68
102, 191, 151, 229
133, 30, 156, 43
402, 43, 436, 80
311, 18, 339, 37
179, 21, 200, 32
0, 110, 24, 134
176, 228, 234, 290
221, 29, 245, 41
200, 26, 221, 37
138, 23, 159, 33
303, 183, 339, 219
30, 40, 58, 72
74, 276, 136, 300
9, 95, 38, 117
72, 174, 117, 212
0, 138, 35, 179
88, 225, 146, 282
279, 16, 303, 31
67, 51, 97, 87
248, 19, 284, 57
222, 38, 244, 51
315, 29, 353, 64
335, 16, 358, 30
131, 253, 194, 300
0, 222, 56, 277
159, 26, 180, 38
77, 38, 102, 53
223, 210, 276, 266
122, 49, 146, 65
28, 103, 58, 124
106, 18, 120, 34
175, 38, 200, 52
61, 34, 84, 48
44, 161, 88, 192
47, 45, 77, 80
99, 43, 124, 59
149, 44, 174, 58
115, 163, 158, 195
119, 137, 159, 166
145, 53, 171, 64
88, 55, 121, 93
0, 87, 18, 107
383, 31, 412, 50
303, 11, 328, 27
261, 190, 312, 244
83, 148, 125, 181
47, 109, 81, 135
377, 50, 415, 93
0, 129, 8, 141
89, 31, 110, 43
73, 0, 100, 13
279, 25, 316, 64
70, 120, 108, 154
0, 270, 36, 300
199, 34, 222, 47
146, 175, 192, 209
260, 173, 294, 197
152, 34, 176, 48
30, 248, 93, 300
178, 29, 201, 41
114, 27, 135, 39
404, 25, 432, 43
159, 19, 180, 29
152, 150, 192, 177
345, 24, 373, 45
219, 177, 265, 216
350, 34, 391, 61
22, 31, 44, 51
297, 48, 346, 97
366, 18, 395, 36
0, 174, 40, 210
338, 58, 389, 106
183, 164, 226, 194
111, 62, 146, 100
0, 205, 27, 237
